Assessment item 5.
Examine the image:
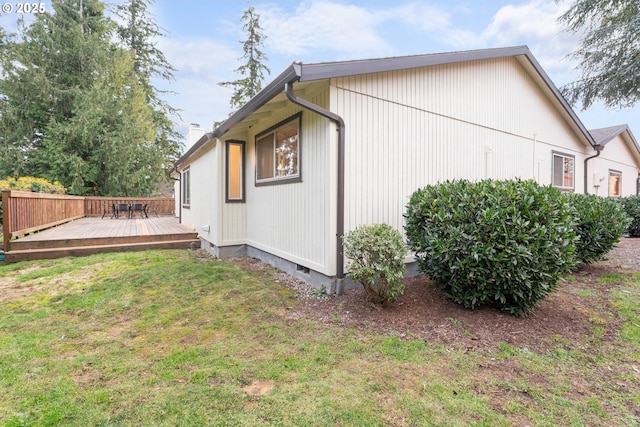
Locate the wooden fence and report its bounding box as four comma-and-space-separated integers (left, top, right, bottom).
1, 191, 175, 251
84, 197, 175, 217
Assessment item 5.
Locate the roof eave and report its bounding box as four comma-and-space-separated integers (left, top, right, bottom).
301, 46, 596, 148
174, 64, 301, 170
617, 125, 640, 162
516, 51, 597, 148
174, 45, 598, 169
212, 64, 301, 138
297, 45, 532, 81
624, 126, 640, 154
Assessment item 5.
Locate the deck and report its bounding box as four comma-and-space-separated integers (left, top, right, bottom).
4, 216, 200, 262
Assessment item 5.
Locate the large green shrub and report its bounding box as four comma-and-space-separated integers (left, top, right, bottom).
342, 223, 407, 305
404, 179, 577, 316
567, 193, 630, 265
620, 195, 640, 236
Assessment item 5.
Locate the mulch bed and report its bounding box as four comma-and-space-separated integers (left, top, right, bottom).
279, 238, 640, 353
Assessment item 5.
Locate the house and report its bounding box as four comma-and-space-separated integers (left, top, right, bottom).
172, 45, 640, 294
587, 125, 640, 196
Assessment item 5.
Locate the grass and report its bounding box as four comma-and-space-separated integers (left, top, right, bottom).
0, 249, 639, 426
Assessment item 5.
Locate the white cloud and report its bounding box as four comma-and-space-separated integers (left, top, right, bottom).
259, 1, 394, 59
479, 0, 579, 75
159, 37, 238, 77
155, 37, 240, 131
162, 75, 232, 132
378, 3, 451, 33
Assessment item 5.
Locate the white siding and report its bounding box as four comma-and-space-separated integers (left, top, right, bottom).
590, 134, 639, 197
180, 54, 638, 280
220, 141, 247, 245
180, 145, 221, 245
244, 87, 335, 275
333, 56, 592, 236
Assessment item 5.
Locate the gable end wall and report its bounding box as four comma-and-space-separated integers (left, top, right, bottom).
333, 56, 591, 237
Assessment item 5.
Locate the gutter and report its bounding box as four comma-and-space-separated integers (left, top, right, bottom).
285, 81, 347, 295
174, 65, 300, 170
584, 144, 604, 194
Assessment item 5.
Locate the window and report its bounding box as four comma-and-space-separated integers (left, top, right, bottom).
255, 113, 301, 185
226, 140, 245, 202
182, 167, 190, 207
552, 152, 575, 191
609, 170, 622, 197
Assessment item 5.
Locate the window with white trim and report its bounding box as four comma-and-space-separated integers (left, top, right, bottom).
182, 167, 190, 207
609, 170, 622, 197
552, 152, 575, 191
255, 113, 301, 185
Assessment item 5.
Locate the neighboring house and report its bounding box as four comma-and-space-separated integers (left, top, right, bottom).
588, 125, 640, 197
172, 45, 640, 294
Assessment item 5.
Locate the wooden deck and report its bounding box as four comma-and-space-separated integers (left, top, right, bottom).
4, 216, 200, 262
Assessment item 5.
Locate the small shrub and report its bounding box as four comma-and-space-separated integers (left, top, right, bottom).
404, 179, 577, 316
567, 193, 630, 265
619, 195, 640, 236
342, 223, 407, 305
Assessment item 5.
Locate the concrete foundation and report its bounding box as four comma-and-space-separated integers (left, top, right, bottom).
199, 237, 420, 295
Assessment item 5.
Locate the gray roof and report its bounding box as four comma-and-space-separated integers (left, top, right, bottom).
590, 124, 640, 157
175, 45, 596, 168
590, 124, 636, 145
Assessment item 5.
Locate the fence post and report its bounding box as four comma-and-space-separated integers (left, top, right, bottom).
2, 190, 11, 252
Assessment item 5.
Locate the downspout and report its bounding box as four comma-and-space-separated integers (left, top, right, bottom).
285, 81, 347, 295
584, 144, 603, 194
168, 168, 181, 222
174, 174, 182, 223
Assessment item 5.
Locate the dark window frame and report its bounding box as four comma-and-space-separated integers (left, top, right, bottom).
226, 140, 246, 203
255, 112, 302, 186
182, 167, 191, 208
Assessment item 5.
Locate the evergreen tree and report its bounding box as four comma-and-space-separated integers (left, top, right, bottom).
0, 0, 114, 182
219, 4, 270, 112
559, 0, 640, 109
42, 49, 159, 195
0, 0, 177, 196
115, 0, 182, 167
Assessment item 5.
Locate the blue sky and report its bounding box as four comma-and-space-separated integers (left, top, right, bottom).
1, 0, 638, 144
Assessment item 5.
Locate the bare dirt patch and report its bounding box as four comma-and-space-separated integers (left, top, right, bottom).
242, 380, 275, 396
0, 263, 112, 304
234, 238, 640, 354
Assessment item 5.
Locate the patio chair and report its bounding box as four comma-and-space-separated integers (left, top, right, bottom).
117, 203, 131, 219
145, 204, 159, 217
132, 203, 146, 218
101, 203, 118, 219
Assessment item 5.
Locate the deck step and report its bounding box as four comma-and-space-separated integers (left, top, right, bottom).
10, 233, 199, 251
4, 239, 201, 263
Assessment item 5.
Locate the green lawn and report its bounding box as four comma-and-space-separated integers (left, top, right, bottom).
0, 250, 638, 426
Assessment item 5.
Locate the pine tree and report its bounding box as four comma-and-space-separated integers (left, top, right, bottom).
0, 0, 114, 182
42, 49, 159, 195
559, 0, 640, 109
115, 0, 182, 168
219, 4, 270, 112
0, 0, 173, 196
